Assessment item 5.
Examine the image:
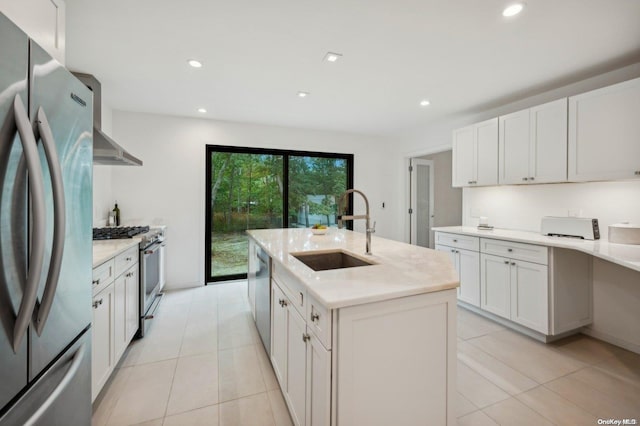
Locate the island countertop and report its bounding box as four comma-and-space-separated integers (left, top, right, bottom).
247, 228, 458, 309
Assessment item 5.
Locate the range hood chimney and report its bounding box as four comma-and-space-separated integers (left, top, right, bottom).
72, 72, 143, 166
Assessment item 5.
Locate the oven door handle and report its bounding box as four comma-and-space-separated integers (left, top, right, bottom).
143, 243, 162, 255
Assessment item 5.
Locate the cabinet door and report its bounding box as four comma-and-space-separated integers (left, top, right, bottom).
568, 77, 640, 182
271, 283, 288, 389
480, 254, 510, 319
91, 284, 114, 401
113, 275, 126, 361
510, 260, 549, 334
499, 109, 530, 184
125, 264, 140, 342
287, 307, 307, 426
452, 126, 475, 187
458, 249, 480, 307
475, 118, 499, 186
306, 333, 331, 426
435, 245, 460, 297
530, 98, 568, 183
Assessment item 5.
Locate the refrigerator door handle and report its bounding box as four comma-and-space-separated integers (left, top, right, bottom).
23, 342, 86, 426
11, 95, 46, 352
33, 107, 66, 336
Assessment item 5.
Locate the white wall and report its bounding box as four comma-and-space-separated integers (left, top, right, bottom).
106, 111, 398, 289
462, 181, 640, 232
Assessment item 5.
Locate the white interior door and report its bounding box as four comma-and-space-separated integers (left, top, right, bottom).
410, 159, 434, 248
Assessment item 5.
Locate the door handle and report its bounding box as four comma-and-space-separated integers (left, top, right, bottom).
11, 95, 46, 353
34, 107, 66, 336
24, 343, 86, 426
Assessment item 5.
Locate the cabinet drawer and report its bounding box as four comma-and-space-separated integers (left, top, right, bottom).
435, 232, 479, 251
115, 246, 138, 277
93, 259, 114, 295
306, 293, 332, 350
273, 260, 306, 316
481, 238, 548, 265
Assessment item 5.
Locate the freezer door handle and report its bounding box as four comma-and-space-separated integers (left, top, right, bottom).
11, 95, 46, 352
23, 342, 86, 426
33, 107, 66, 336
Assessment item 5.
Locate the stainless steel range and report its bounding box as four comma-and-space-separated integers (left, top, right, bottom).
92, 226, 166, 337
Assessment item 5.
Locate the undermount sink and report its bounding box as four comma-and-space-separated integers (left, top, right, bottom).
292, 250, 375, 271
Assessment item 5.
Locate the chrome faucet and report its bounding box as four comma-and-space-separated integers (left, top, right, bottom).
337, 189, 376, 255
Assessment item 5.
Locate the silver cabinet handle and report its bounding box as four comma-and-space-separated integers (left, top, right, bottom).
450, 249, 455, 253
92, 299, 103, 309
504, 260, 509, 264
507, 248, 513, 252
529, 177, 535, 181
126, 257, 133, 261
278, 298, 287, 307
511, 262, 516, 266
34, 107, 66, 336
635, 171, 640, 175
24, 343, 86, 426
522, 177, 528, 181
92, 279, 100, 285
12, 95, 46, 353
311, 312, 320, 322
302, 333, 310, 343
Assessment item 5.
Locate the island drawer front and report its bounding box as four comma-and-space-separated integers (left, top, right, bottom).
480, 238, 548, 265
93, 259, 115, 295
115, 246, 139, 277
306, 293, 332, 350
435, 232, 479, 251
272, 260, 306, 316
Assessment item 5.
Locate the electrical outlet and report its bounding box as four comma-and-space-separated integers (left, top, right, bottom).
568, 209, 583, 217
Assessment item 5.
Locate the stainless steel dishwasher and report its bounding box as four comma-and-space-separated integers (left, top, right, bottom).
255, 246, 271, 352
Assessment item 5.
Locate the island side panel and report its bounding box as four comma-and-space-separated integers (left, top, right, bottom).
336, 289, 457, 426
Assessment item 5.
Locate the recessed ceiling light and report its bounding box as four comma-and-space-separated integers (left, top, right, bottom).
420, 99, 431, 107
297, 91, 309, 98
324, 52, 343, 63
502, 3, 524, 17
188, 59, 203, 68
197, 108, 207, 113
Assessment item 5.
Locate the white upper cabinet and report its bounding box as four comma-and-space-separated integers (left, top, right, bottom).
499, 98, 568, 185
0, 0, 66, 64
568, 77, 640, 182
453, 118, 498, 187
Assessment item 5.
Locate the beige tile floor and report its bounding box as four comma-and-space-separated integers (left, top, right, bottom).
93, 281, 640, 426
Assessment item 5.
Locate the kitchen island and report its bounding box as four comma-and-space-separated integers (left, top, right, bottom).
247, 228, 459, 426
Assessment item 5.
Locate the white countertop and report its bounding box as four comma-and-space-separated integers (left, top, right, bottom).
247, 228, 458, 309
93, 238, 141, 267
433, 226, 640, 273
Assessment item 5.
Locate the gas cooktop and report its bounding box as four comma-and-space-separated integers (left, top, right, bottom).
92, 226, 150, 240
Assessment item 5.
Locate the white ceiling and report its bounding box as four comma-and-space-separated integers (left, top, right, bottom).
65, 0, 640, 136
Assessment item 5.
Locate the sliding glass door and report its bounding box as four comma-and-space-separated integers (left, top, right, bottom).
205, 146, 353, 282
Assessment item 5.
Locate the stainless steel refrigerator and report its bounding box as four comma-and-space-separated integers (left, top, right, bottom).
0, 13, 93, 425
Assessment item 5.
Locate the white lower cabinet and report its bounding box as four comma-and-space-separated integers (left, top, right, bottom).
91, 283, 114, 401
271, 282, 288, 387
306, 333, 331, 426
270, 267, 456, 426
480, 253, 511, 319
480, 253, 549, 334
435, 237, 480, 307
287, 306, 308, 426
92, 248, 140, 401
272, 279, 331, 426
114, 264, 139, 361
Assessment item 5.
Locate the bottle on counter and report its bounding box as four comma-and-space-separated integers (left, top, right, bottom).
113, 202, 121, 226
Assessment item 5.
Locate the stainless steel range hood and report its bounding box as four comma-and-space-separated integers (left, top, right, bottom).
72, 72, 143, 166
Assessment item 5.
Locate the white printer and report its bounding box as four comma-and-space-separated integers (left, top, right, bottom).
541, 216, 600, 240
